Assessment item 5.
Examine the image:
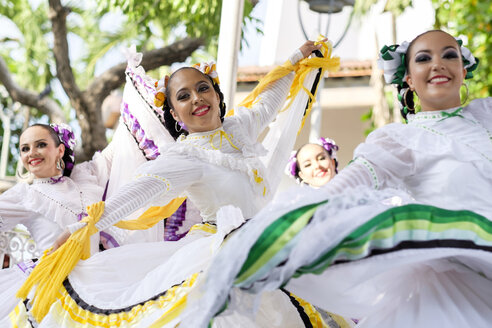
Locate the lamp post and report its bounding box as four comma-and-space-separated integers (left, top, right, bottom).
298, 0, 354, 142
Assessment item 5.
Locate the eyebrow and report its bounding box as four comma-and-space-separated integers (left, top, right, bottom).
414, 45, 457, 55
20, 138, 48, 147
176, 80, 209, 95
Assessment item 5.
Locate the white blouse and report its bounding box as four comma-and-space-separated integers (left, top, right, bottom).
318, 97, 492, 219
0, 149, 113, 253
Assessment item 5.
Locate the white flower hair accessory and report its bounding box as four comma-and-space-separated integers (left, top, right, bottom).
377, 41, 410, 86
154, 75, 169, 108
193, 62, 220, 85
456, 38, 479, 79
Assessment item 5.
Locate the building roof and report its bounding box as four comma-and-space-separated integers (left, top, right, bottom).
237, 60, 372, 82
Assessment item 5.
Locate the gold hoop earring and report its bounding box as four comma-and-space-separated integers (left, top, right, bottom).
175, 121, 182, 132
460, 83, 469, 105
56, 158, 65, 171
402, 88, 415, 111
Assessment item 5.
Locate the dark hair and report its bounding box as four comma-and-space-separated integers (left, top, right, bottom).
293, 143, 339, 182
26, 124, 75, 177
399, 30, 464, 120
162, 67, 227, 140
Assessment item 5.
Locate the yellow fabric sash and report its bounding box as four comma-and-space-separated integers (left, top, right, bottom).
226, 39, 340, 135
16, 201, 105, 322
114, 197, 186, 230
16, 196, 186, 322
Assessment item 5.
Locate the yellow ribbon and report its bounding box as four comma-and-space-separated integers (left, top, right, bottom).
209, 130, 240, 150
252, 169, 263, 184
16, 201, 105, 322
114, 197, 186, 230
226, 39, 340, 134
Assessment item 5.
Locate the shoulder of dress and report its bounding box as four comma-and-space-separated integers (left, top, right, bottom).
365, 122, 408, 141
466, 97, 492, 115
3, 181, 30, 195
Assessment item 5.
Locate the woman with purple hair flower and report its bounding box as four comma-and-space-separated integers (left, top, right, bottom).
286, 137, 339, 188
0, 122, 117, 317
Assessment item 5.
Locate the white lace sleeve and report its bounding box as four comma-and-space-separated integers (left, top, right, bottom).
232, 50, 303, 141
68, 154, 202, 233
352, 124, 417, 190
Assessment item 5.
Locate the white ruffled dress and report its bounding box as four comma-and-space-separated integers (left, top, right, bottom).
0, 151, 112, 318
182, 98, 492, 328
4, 50, 348, 327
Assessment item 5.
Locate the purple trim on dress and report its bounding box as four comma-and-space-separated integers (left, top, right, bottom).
17, 259, 37, 275
121, 102, 160, 160
164, 200, 189, 241
77, 212, 88, 221
49, 176, 65, 184
125, 67, 164, 117
99, 231, 120, 249
102, 180, 110, 201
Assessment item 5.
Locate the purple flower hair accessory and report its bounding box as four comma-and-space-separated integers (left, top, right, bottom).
50, 123, 76, 164
319, 137, 338, 160
50, 124, 76, 150
285, 150, 298, 178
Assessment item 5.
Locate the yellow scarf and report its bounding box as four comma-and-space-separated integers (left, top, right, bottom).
16, 197, 185, 322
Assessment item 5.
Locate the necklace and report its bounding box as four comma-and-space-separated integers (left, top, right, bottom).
33, 178, 87, 220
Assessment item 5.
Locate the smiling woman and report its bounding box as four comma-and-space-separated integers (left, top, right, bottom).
167, 68, 223, 135
286, 137, 339, 188
404, 30, 467, 112
0, 123, 112, 318
19, 125, 66, 179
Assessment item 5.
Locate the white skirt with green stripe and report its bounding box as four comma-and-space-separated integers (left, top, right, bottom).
183, 186, 492, 328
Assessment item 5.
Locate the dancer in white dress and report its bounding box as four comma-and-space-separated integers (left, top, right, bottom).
0, 123, 115, 318
0, 59, 188, 318
181, 30, 492, 328
6, 39, 346, 327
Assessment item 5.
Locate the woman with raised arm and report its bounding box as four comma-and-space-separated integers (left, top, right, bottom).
182, 30, 492, 328
5, 39, 346, 327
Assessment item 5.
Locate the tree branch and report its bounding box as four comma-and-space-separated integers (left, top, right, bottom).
86, 37, 205, 101
48, 0, 83, 104
0, 56, 66, 123
49, 0, 106, 157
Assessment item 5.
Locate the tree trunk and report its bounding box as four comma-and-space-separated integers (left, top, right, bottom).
48, 0, 204, 161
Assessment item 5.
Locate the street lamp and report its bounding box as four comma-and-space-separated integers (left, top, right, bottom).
298, 0, 354, 142
298, 0, 355, 47
304, 0, 355, 14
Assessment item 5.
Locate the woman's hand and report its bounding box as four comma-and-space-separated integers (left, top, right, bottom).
48, 229, 71, 255
299, 38, 327, 58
